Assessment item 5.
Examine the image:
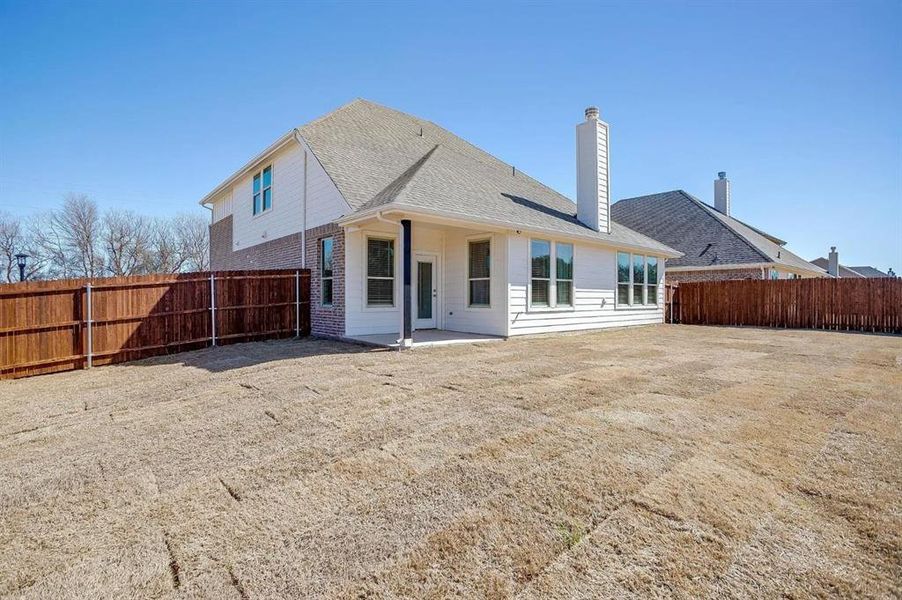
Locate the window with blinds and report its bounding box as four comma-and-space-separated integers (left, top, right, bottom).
468, 239, 491, 307
530, 239, 551, 306
556, 242, 573, 306
617, 252, 631, 305
366, 237, 394, 306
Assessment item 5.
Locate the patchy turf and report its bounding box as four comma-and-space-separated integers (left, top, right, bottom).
0, 325, 899, 599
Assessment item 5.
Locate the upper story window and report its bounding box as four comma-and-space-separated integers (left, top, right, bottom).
366, 237, 394, 307
617, 252, 659, 306
252, 165, 273, 215
321, 237, 334, 306
530, 240, 573, 308
468, 239, 491, 307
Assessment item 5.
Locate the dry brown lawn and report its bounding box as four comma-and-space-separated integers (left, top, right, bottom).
1, 325, 900, 599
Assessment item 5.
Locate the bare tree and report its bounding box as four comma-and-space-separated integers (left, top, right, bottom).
0, 212, 22, 282
9, 194, 210, 280
148, 217, 185, 273
102, 209, 152, 276
44, 194, 102, 277
172, 213, 209, 272
0, 212, 47, 282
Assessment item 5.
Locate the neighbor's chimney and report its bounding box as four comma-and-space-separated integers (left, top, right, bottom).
828, 246, 839, 277
576, 106, 610, 233
714, 171, 731, 216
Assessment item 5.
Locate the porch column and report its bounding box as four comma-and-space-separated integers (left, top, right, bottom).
402, 219, 412, 347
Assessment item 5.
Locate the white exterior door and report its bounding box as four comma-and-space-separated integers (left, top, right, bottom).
414, 255, 437, 329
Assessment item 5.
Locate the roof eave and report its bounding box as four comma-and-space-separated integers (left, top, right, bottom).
338, 204, 683, 258
198, 130, 297, 206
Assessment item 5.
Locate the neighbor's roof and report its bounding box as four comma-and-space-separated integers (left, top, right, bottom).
810, 258, 864, 278
847, 265, 889, 278
611, 190, 826, 275
298, 99, 678, 256
809, 259, 889, 278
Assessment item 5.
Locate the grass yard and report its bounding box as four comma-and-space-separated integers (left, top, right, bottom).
1, 325, 900, 598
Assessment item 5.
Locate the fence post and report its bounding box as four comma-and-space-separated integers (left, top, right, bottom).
85, 283, 93, 368
210, 272, 216, 346
295, 270, 300, 337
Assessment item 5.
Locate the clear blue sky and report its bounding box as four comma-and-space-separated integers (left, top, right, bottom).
1, 0, 899, 269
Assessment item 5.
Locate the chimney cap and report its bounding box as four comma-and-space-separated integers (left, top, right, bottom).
830, 246, 836, 253
585, 106, 599, 120
718, 171, 727, 180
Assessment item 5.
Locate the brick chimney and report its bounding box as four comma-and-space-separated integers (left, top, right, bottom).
714, 171, 731, 216
828, 246, 839, 277
576, 106, 610, 233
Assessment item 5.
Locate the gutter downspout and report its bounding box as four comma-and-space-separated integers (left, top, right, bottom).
375, 211, 406, 350
293, 129, 307, 268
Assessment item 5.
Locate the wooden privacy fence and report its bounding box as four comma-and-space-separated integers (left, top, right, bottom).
0, 269, 310, 380
664, 283, 680, 324
677, 277, 902, 333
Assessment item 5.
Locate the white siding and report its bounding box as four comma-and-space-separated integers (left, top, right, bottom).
443, 229, 508, 337
345, 221, 402, 337
299, 137, 349, 230
507, 234, 663, 335
211, 189, 232, 223
205, 138, 349, 250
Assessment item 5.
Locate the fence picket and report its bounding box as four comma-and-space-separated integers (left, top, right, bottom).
674, 277, 900, 334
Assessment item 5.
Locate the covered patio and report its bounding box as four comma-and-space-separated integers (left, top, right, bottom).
341, 211, 510, 347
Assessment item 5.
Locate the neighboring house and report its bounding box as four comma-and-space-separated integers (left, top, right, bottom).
200, 100, 680, 346
610, 174, 826, 283
811, 247, 893, 278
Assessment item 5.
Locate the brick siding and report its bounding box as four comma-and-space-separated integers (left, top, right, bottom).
668, 267, 764, 284
210, 216, 345, 337
305, 223, 345, 338
210, 215, 303, 270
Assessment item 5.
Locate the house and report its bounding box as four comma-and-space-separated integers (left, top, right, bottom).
811, 247, 893, 278
610, 174, 826, 283
200, 100, 680, 346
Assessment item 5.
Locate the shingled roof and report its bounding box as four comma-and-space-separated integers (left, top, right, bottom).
299, 99, 678, 256
809, 259, 889, 278
611, 190, 825, 275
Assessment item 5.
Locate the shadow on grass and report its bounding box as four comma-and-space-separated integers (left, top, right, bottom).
124, 336, 381, 373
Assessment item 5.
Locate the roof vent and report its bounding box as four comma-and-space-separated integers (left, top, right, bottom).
585, 106, 599, 120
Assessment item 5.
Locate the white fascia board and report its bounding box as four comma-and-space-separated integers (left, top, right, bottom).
198, 131, 296, 206
338, 205, 683, 258
667, 263, 775, 272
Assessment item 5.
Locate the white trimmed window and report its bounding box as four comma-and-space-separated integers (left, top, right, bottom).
321, 237, 334, 306
252, 165, 273, 215
617, 252, 659, 306
617, 252, 631, 305
468, 239, 491, 307
530, 240, 574, 308
530, 239, 551, 306
646, 257, 658, 304
366, 237, 394, 306
556, 243, 574, 307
